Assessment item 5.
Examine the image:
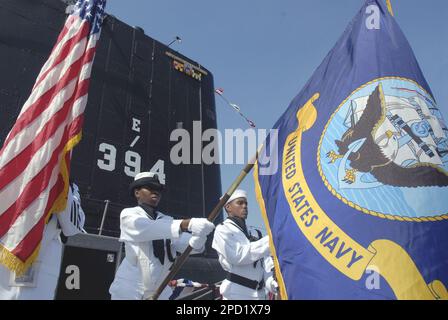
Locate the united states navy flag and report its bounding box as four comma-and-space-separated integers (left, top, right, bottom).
254, 0, 448, 299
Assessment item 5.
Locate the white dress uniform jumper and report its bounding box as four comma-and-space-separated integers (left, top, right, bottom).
109, 205, 202, 300
109, 171, 213, 300
212, 217, 273, 300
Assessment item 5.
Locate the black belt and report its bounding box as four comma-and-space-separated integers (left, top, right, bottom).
226, 273, 264, 291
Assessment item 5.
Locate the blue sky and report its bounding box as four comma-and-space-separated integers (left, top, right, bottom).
106, 0, 448, 232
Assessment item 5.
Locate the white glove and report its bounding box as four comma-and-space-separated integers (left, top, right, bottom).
188, 218, 215, 236
188, 235, 207, 250
266, 276, 279, 294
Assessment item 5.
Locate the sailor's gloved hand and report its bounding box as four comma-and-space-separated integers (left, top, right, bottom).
188, 235, 207, 250
188, 218, 215, 236
253, 236, 270, 256
266, 276, 279, 294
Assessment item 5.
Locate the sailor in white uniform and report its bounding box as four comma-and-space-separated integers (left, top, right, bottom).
109, 172, 215, 300
0, 183, 85, 300
212, 189, 278, 300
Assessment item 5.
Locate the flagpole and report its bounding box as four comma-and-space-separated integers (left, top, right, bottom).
149, 153, 259, 300
386, 0, 394, 16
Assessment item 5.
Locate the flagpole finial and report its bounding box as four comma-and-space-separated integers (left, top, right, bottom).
167, 36, 182, 47
386, 0, 394, 16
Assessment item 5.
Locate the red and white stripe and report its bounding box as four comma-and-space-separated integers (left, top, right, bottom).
0, 12, 100, 267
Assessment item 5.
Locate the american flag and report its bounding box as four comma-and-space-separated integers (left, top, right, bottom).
168, 279, 209, 300
0, 0, 106, 274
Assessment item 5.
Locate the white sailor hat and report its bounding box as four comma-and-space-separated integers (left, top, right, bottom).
129, 172, 165, 196
225, 189, 247, 206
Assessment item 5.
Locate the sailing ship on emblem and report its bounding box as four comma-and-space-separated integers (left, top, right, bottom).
326, 83, 448, 190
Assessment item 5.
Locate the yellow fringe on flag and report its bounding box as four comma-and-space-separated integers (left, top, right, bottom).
0, 243, 42, 277
254, 160, 288, 300
49, 132, 83, 217
386, 0, 394, 16
0, 131, 83, 276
